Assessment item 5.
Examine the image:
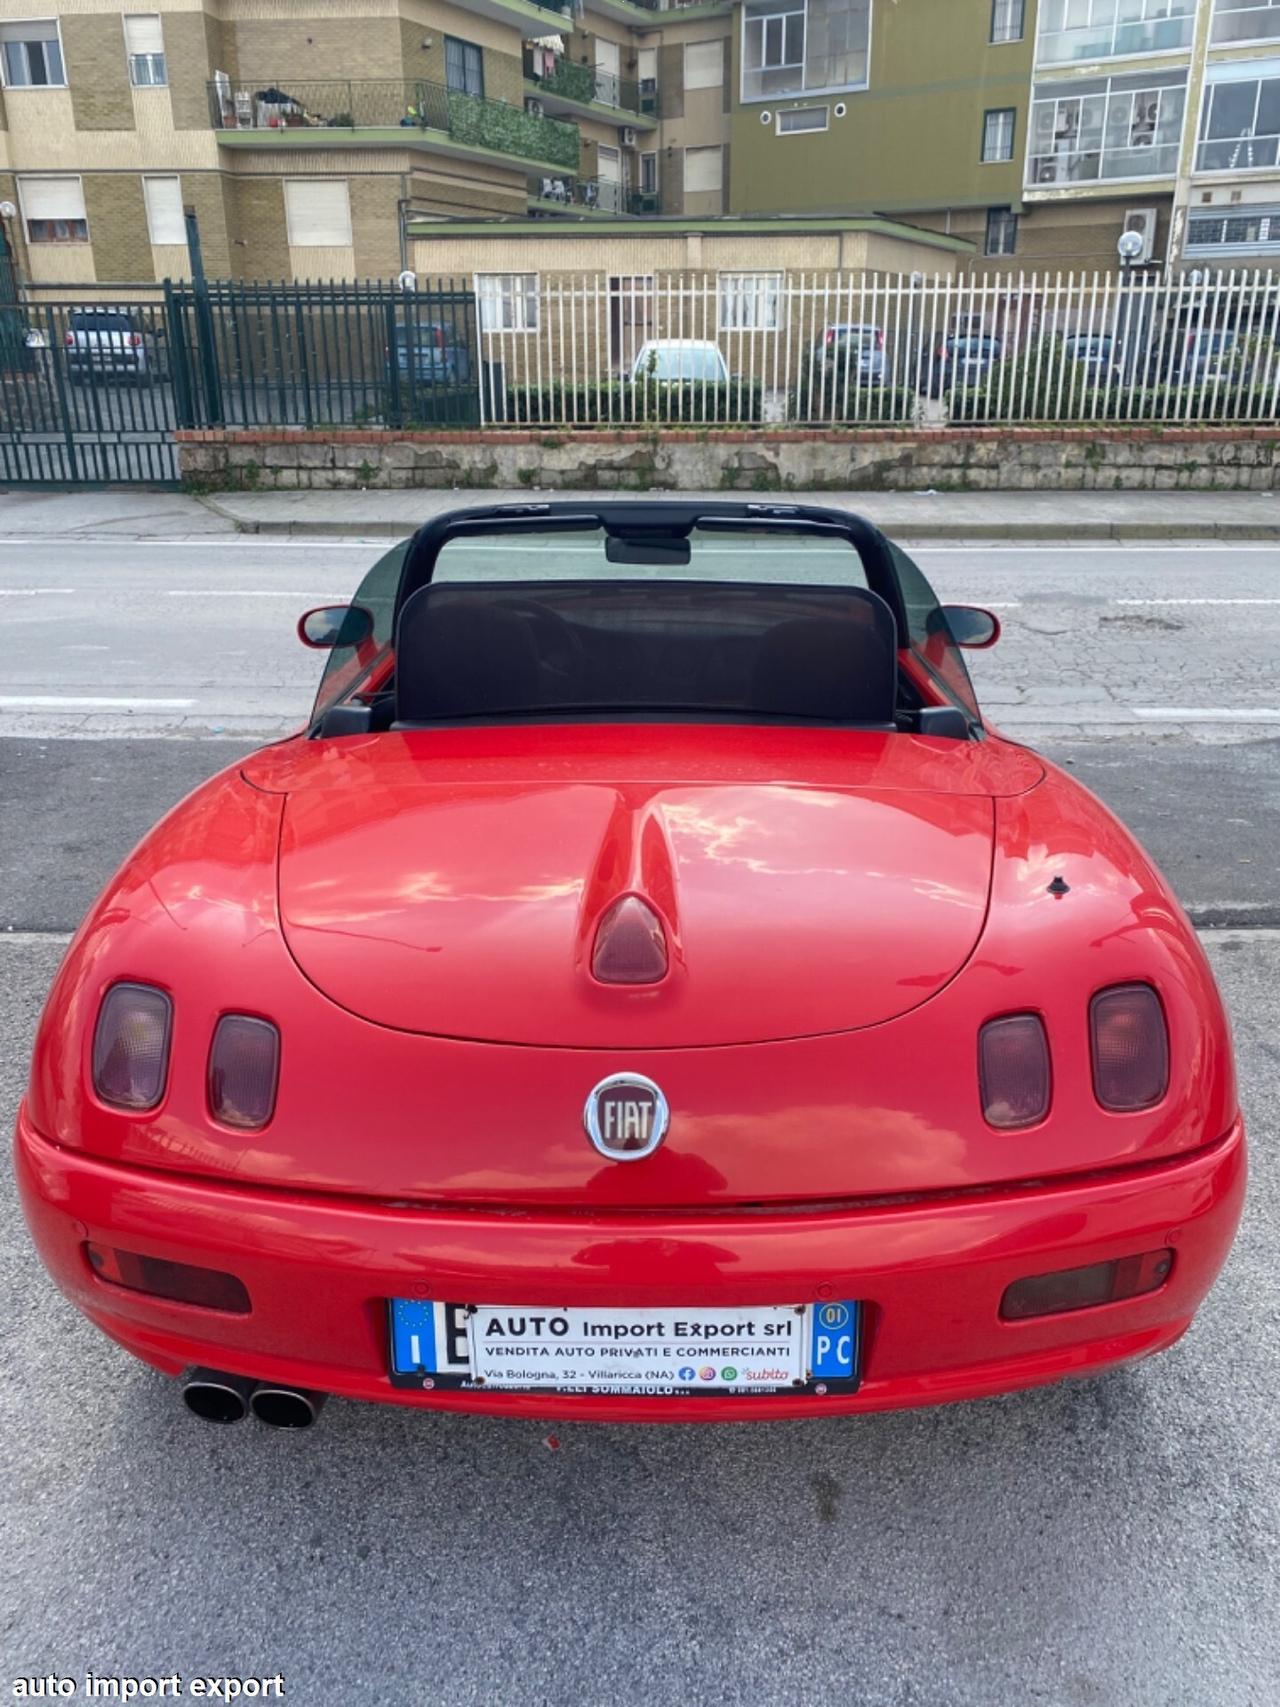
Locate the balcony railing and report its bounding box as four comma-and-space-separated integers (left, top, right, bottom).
523, 51, 652, 116
208, 77, 580, 169
1212, 2, 1280, 45
529, 173, 661, 214
1036, 9, 1195, 65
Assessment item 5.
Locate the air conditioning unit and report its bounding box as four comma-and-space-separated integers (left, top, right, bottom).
1122, 206, 1158, 264
525, 97, 545, 119
620, 126, 638, 148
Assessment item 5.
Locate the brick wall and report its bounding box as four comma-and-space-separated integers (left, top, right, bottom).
166, 13, 216, 131
64, 15, 135, 133
84, 175, 153, 281
181, 171, 235, 277
349, 174, 404, 278
230, 178, 291, 281
177, 428, 1280, 495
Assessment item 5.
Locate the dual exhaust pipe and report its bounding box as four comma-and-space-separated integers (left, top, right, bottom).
182, 1369, 326, 1430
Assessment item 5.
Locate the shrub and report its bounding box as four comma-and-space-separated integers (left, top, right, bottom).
500, 379, 764, 426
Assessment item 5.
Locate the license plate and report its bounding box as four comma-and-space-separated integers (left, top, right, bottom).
387, 1301, 861, 1397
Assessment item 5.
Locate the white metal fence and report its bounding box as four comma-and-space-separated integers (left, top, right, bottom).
473, 269, 1280, 430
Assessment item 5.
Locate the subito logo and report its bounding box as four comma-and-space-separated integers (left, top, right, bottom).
584, 1073, 669, 1161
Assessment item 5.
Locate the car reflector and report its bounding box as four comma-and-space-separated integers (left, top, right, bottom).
85, 1243, 251, 1314
1000, 1249, 1173, 1321
1091, 984, 1169, 1110
208, 1014, 280, 1130
978, 1013, 1051, 1129
91, 982, 172, 1110
591, 896, 669, 985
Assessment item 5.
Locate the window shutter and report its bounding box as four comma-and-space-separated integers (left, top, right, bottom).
283, 179, 353, 247
19, 176, 86, 222
684, 41, 723, 90
683, 146, 723, 193
143, 176, 185, 244
123, 14, 164, 56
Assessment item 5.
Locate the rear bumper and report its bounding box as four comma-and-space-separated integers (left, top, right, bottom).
15, 1103, 1245, 1423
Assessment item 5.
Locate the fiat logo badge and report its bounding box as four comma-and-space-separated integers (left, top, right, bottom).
584, 1073, 669, 1162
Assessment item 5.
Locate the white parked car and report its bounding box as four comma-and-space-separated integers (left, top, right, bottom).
629, 339, 730, 383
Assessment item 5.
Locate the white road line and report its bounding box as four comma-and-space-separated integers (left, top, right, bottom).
0, 588, 76, 596
0, 695, 196, 709
0, 538, 381, 550
1113, 598, 1280, 606
1132, 707, 1280, 721
162, 590, 349, 598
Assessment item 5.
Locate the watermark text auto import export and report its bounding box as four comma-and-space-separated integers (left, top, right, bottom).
11, 1677, 285, 1701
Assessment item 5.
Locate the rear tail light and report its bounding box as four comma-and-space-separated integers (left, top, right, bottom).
979, 1013, 1051, 1129
591, 895, 669, 985
1090, 983, 1168, 1110
875, 329, 884, 349
63, 332, 74, 347
1000, 1249, 1173, 1321
86, 1243, 250, 1313
129, 332, 142, 347
208, 1014, 280, 1129
825, 328, 835, 345
434, 326, 446, 348
91, 983, 171, 1109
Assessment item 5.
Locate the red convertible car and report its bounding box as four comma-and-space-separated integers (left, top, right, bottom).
15, 502, 1245, 1429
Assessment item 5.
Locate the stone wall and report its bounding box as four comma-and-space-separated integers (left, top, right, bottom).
177, 428, 1280, 494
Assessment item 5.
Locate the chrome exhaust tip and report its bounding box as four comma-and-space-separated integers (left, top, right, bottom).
181, 1368, 255, 1424
249, 1384, 326, 1430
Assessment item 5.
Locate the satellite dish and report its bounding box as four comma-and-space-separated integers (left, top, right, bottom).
398, 269, 417, 292
1117, 229, 1145, 262
0, 200, 17, 219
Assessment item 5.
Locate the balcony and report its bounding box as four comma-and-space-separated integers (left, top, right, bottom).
522, 51, 658, 120
208, 77, 580, 171
1196, 133, 1280, 172
1036, 6, 1195, 67
527, 172, 658, 214
1212, 2, 1280, 45
1028, 141, 1181, 186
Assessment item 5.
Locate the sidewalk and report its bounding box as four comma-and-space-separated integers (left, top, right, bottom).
203, 487, 1280, 542
2, 485, 1278, 541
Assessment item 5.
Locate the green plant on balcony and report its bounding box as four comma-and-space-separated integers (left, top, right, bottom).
446, 89, 579, 169
540, 60, 597, 105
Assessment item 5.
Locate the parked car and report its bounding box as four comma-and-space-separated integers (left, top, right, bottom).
629, 339, 730, 384
14, 500, 1245, 1429
815, 323, 885, 384
918, 333, 1003, 396
389, 321, 471, 385
63, 307, 161, 383
1160, 327, 1243, 386
1063, 332, 1121, 383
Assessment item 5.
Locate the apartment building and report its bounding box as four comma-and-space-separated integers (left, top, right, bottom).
0, 0, 734, 287
3, 0, 1279, 287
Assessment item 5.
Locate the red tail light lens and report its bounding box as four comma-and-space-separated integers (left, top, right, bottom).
1001, 1249, 1173, 1321
434, 326, 446, 348
591, 896, 669, 985
86, 1243, 251, 1313
825, 328, 835, 345
875, 329, 884, 349
92, 983, 172, 1109
1090, 984, 1168, 1110
63, 331, 74, 347
979, 1013, 1051, 1129
129, 332, 142, 347
208, 1014, 280, 1129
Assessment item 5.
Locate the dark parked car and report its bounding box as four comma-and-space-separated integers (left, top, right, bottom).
389, 322, 472, 385
919, 334, 1003, 396
1160, 327, 1243, 386
815, 323, 885, 384
1063, 332, 1121, 382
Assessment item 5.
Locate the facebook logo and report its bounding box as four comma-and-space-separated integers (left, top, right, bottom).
810, 1302, 859, 1381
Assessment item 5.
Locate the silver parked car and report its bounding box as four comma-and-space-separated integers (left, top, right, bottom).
815, 323, 886, 384
629, 339, 730, 383
63, 307, 161, 382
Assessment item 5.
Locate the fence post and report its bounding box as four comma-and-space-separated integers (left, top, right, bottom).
184, 204, 223, 426
163, 277, 196, 429
384, 298, 403, 427
295, 291, 314, 426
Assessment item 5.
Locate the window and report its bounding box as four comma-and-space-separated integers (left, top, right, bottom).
684, 40, 724, 90
142, 175, 184, 245
742, 0, 870, 102
1197, 67, 1280, 172
123, 15, 165, 87
477, 273, 539, 333
444, 37, 484, 98
719, 272, 783, 331
683, 144, 723, 193
985, 207, 1019, 254
18, 176, 87, 241
991, 0, 1025, 43
1036, 0, 1195, 67
0, 20, 65, 87
640, 151, 658, 194
283, 179, 352, 247
1186, 204, 1280, 249
982, 108, 1016, 161
778, 104, 828, 132
1029, 70, 1186, 183
1212, 0, 1280, 47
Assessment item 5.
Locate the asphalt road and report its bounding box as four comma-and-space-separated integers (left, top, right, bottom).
2, 531, 1278, 1705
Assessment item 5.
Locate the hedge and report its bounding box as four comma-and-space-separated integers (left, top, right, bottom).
500, 380, 765, 426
